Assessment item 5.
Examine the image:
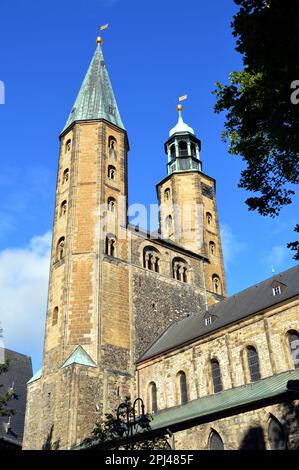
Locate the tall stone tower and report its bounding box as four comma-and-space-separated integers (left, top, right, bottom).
23, 40, 227, 450
157, 104, 226, 297
23, 39, 133, 450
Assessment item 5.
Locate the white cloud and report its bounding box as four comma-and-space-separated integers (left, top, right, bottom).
0, 232, 51, 367
220, 223, 247, 267
262, 244, 290, 271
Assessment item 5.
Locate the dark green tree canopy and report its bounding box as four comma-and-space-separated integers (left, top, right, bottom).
214, 0, 299, 259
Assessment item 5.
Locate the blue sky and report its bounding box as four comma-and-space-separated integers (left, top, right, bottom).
0, 0, 297, 372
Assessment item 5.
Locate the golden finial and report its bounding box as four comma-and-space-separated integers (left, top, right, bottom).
177, 94, 187, 113
97, 23, 109, 45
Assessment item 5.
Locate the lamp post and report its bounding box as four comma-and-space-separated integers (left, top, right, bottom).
115, 397, 148, 444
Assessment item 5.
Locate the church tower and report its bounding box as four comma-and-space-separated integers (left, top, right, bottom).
23, 38, 133, 450
157, 104, 226, 297
23, 38, 227, 450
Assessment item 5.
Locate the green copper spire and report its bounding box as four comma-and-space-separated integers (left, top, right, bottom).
62, 44, 125, 134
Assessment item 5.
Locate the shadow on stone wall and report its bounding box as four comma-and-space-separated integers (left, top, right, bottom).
42, 425, 60, 450
239, 426, 265, 450
239, 398, 299, 450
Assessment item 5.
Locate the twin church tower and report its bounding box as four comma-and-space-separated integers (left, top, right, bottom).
23, 38, 226, 449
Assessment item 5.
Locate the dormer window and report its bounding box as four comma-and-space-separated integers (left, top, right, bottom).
273, 285, 281, 296
205, 317, 212, 326
271, 280, 287, 297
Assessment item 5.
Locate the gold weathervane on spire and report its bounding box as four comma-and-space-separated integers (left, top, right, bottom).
96, 23, 109, 45
177, 94, 188, 112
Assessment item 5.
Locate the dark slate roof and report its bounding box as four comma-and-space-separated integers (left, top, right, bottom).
0, 348, 33, 447
139, 264, 299, 362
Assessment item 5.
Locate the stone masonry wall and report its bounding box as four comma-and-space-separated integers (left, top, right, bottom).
137, 298, 299, 411
173, 400, 299, 450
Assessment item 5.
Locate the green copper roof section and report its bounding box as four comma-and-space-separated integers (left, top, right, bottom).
150, 369, 299, 432
62, 45, 125, 134
27, 368, 42, 384
61, 345, 97, 369
74, 370, 299, 450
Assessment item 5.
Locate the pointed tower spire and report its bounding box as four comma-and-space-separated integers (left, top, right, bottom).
61, 41, 125, 134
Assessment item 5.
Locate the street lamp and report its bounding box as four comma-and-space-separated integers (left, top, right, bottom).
115, 397, 148, 440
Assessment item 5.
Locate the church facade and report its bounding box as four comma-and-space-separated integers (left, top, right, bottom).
23, 39, 299, 450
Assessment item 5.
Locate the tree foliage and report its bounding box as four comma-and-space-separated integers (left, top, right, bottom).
0, 362, 17, 417
82, 397, 170, 450
214, 0, 299, 259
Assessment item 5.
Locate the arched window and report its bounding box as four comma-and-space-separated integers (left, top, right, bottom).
247, 346, 261, 382
65, 139, 71, 153
143, 246, 160, 273
209, 241, 215, 255
173, 258, 188, 283
177, 371, 188, 405
60, 200, 67, 217
56, 237, 65, 261
108, 165, 116, 181
149, 382, 158, 414
108, 136, 117, 149
209, 430, 224, 450
164, 188, 171, 201
165, 215, 173, 236
108, 197, 116, 212
206, 212, 212, 226
212, 275, 221, 294
105, 235, 116, 257
211, 359, 223, 393
63, 169, 69, 184
268, 416, 287, 450
52, 307, 58, 326
288, 330, 299, 369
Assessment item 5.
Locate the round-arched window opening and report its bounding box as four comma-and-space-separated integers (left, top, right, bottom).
63, 169, 69, 184
60, 200, 67, 217
108, 197, 116, 212
108, 136, 117, 150
108, 165, 116, 181
177, 371, 188, 405
65, 139, 71, 153
209, 241, 216, 255
212, 275, 221, 295
56, 237, 65, 261
52, 307, 58, 326
206, 212, 212, 226
164, 188, 171, 201
247, 346, 261, 382
288, 330, 299, 369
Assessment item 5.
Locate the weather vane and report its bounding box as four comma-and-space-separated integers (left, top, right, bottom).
177, 94, 188, 112
96, 23, 109, 45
